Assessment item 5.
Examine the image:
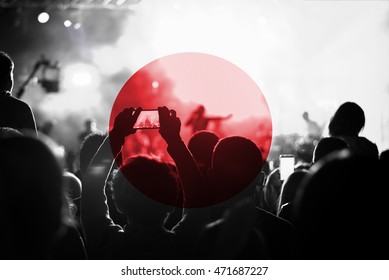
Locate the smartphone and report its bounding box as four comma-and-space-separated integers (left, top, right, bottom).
133, 109, 160, 129
279, 154, 295, 181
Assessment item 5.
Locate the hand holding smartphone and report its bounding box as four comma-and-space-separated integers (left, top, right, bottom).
133, 109, 160, 129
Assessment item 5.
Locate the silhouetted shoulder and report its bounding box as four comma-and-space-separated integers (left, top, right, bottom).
0, 95, 37, 135
341, 136, 379, 159
6, 95, 31, 110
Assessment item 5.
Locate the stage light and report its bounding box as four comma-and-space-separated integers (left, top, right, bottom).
152, 81, 159, 89
73, 22, 82, 29
41, 62, 61, 93
63, 63, 100, 91
37, 12, 50, 24
64, 20, 72, 27
72, 72, 91, 86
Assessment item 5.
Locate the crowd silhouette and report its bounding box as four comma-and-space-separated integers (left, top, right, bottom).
1, 51, 388, 260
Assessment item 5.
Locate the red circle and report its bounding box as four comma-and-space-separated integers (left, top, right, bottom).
109, 52, 272, 207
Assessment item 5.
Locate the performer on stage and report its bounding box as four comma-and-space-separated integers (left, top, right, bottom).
185, 105, 232, 134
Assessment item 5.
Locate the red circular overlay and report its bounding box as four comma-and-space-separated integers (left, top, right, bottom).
109, 52, 272, 207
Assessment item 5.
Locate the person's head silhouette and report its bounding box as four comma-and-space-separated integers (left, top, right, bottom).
0, 136, 64, 259
0, 51, 14, 93
329, 102, 365, 137
188, 130, 219, 170
112, 155, 179, 226
211, 136, 263, 204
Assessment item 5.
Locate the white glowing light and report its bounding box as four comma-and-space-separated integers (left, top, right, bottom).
73, 22, 82, 29
37, 12, 50, 23
72, 72, 92, 86
63, 63, 100, 90
64, 20, 72, 27
152, 81, 159, 89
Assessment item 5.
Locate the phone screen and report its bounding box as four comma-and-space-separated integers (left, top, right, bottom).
133, 109, 160, 129
279, 154, 295, 181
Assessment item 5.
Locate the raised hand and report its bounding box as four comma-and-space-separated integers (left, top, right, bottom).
110, 107, 141, 157
111, 107, 142, 139
158, 106, 208, 208
158, 106, 181, 145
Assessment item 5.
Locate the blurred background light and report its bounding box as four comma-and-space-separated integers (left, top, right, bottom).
64, 20, 72, 27
73, 22, 82, 29
62, 63, 100, 90
72, 72, 91, 86
37, 12, 50, 23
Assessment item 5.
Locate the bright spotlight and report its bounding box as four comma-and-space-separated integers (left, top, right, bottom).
72, 72, 92, 86
73, 22, 82, 29
152, 81, 159, 89
63, 63, 100, 90
37, 12, 50, 24
64, 20, 72, 27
